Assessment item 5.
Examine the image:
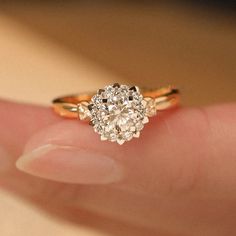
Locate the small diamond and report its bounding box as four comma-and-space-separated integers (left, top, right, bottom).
144, 97, 157, 117
78, 101, 91, 120
89, 84, 149, 144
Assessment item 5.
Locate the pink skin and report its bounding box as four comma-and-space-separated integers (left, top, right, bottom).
0, 99, 236, 236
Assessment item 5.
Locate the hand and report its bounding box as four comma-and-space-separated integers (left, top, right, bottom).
1, 99, 236, 236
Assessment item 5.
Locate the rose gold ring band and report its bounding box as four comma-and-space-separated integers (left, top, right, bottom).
52, 86, 180, 119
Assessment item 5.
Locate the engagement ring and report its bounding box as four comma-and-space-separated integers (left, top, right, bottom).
52, 84, 180, 145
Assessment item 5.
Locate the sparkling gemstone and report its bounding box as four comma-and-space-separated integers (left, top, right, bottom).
89, 84, 149, 144
144, 97, 157, 117
78, 101, 91, 120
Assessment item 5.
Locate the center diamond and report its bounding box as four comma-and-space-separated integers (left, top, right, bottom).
89, 84, 149, 145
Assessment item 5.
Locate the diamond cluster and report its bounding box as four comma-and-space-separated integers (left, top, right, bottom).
88, 84, 149, 145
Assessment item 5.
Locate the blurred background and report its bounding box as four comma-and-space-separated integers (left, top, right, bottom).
0, 1, 235, 236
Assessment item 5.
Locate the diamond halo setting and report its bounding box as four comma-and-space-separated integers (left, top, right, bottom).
53, 84, 180, 144
88, 83, 149, 145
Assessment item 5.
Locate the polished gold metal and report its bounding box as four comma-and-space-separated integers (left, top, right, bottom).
52, 85, 180, 119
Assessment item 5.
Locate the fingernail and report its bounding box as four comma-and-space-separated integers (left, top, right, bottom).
16, 144, 123, 184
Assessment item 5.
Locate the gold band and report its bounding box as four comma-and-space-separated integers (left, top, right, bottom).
52, 86, 180, 119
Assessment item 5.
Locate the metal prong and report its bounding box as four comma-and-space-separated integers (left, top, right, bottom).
113, 83, 120, 88
117, 139, 125, 145
101, 135, 108, 141
133, 132, 140, 138
98, 89, 105, 94
129, 86, 137, 92
89, 120, 94, 126
142, 116, 149, 124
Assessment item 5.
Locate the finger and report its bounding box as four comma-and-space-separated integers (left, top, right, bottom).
0, 99, 59, 160
15, 102, 236, 198
0, 99, 62, 193
1, 100, 236, 235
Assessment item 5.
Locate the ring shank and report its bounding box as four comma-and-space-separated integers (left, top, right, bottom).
52, 86, 180, 118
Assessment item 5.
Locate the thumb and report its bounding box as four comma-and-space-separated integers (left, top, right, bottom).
16, 103, 236, 198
